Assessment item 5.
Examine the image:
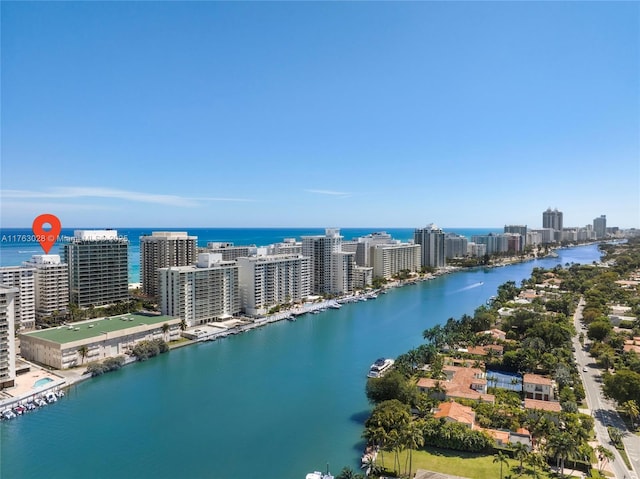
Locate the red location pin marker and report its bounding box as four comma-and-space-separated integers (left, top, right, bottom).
32, 214, 62, 254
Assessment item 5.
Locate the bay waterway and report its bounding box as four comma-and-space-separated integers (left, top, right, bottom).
0, 244, 601, 479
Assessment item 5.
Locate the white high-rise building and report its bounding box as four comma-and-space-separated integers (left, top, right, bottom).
265, 239, 302, 256
414, 224, 446, 268
160, 253, 239, 327
64, 230, 129, 307
353, 266, 373, 289
22, 255, 69, 321
371, 243, 421, 279
504, 225, 528, 246
332, 251, 355, 295
0, 266, 36, 331
302, 228, 353, 294
140, 231, 197, 299
237, 254, 311, 316
444, 233, 469, 259
353, 232, 394, 267
467, 242, 487, 258
205, 242, 257, 261
0, 285, 18, 389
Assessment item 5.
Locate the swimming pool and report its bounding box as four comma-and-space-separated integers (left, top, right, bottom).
486, 370, 522, 392
33, 377, 54, 388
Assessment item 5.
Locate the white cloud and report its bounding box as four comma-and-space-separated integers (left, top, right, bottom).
305, 189, 351, 197
0, 187, 253, 207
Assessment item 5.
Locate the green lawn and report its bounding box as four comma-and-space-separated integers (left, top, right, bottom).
373, 446, 564, 479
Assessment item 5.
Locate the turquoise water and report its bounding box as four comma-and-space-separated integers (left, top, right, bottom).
0, 244, 601, 478
32, 378, 54, 388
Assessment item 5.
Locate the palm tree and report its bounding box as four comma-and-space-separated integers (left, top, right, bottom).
362, 456, 382, 478
595, 445, 614, 473
179, 319, 187, 331
77, 345, 88, 365
363, 426, 387, 469
525, 451, 546, 479
403, 420, 425, 477
511, 441, 529, 474
493, 451, 509, 479
620, 399, 639, 427
546, 431, 579, 479
161, 322, 170, 342
608, 426, 624, 446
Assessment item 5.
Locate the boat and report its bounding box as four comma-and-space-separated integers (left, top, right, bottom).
287, 316, 296, 321
1, 409, 16, 420
367, 358, 395, 378
305, 466, 334, 479
328, 303, 341, 309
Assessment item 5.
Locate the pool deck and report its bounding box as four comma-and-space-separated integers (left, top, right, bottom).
0, 362, 69, 409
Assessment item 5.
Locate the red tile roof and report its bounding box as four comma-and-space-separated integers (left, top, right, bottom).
524, 399, 561, 412
523, 374, 552, 386
434, 401, 475, 425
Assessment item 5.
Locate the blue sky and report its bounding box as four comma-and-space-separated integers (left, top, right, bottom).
1, 2, 638, 229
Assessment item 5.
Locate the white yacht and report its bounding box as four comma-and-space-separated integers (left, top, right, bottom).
367, 358, 395, 378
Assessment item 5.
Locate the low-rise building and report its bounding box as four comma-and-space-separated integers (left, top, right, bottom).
19, 313, 181, 369
523, 373, 555, 401
417, 365, 494, 403
433, 401, 475, 429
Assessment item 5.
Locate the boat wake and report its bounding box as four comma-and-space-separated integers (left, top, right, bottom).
450, 282, 483, 294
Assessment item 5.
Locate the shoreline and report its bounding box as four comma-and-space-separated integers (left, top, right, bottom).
2, 243, 599, 414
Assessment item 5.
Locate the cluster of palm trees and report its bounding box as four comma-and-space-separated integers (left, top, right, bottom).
362, 400, 425, 478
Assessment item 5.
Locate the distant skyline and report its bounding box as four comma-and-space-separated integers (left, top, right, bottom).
1, 2, 638, 229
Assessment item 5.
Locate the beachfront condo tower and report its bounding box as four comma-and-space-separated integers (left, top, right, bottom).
414, 224, 446, 268
64, 230, 129, 308
159, 253, 240, 326
302, 228, 354, 295
0, 266, 36, 331
0, 285, 18, 389
237, 254, 311, 316
22, 255, 69, 322
140, 231, 197, 300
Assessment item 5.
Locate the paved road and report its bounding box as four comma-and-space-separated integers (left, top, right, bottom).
572, 298, 639, 479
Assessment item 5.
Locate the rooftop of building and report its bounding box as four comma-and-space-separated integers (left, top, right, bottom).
524, 399, 561, 412
21, 313, 178, 344
433, 401, 475, 425
417, 365, 495, 403
523, 373, 553, 386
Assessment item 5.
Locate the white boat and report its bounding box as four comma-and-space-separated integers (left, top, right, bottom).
367, 358, 395, 378
305, 471, 334, 479
328, 303, 341, 309
1, 409, 16, 420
